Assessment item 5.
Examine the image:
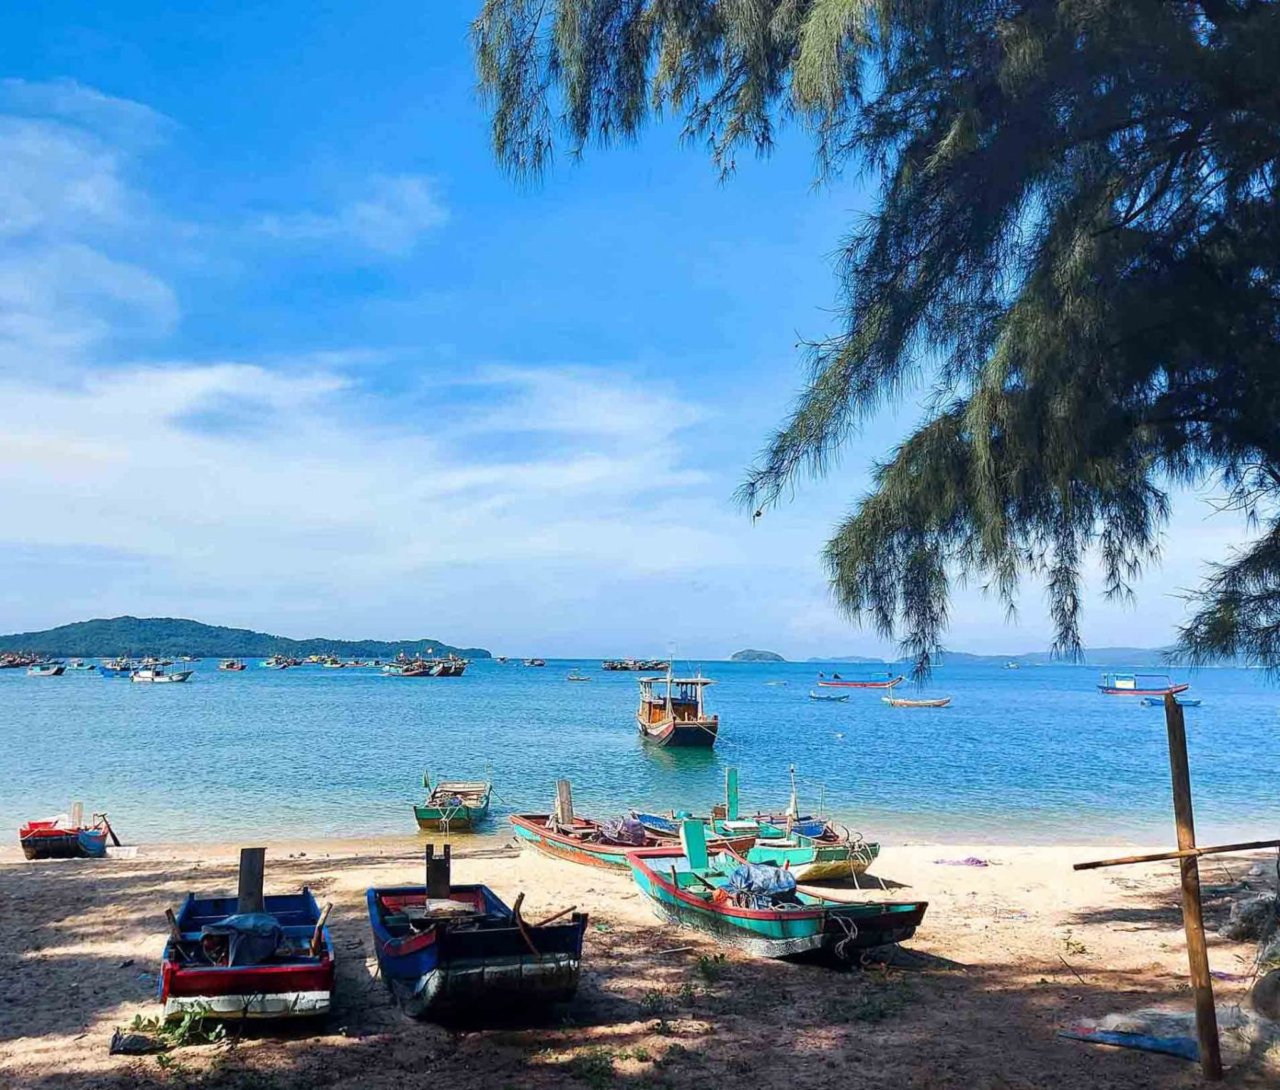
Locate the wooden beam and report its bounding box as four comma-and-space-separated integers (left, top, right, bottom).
1165, 695, 1223, 1080
425, 843, 451, 898
236, 847, 266, 914
555, 779, 574, 826
1074, 838, 1280, 871
70, 801, 83, 828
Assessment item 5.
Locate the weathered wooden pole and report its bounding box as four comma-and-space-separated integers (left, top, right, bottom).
1164, 693, 1223, 1080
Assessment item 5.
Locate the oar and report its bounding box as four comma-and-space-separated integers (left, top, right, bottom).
99, 813, 122, 847
310, 903, 333, 956
532, 905, 578, 927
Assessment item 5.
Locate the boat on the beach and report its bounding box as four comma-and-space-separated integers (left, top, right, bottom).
808, 690, 849, 702
815, 675, 905, 689
219, 658, 247, 671
27, 663, 64, 677
160, 886, 335, 1020
510, 813, 755, 869
18, 812, 115, 860
1139, 696, 1202, 708
132, 666, 193, 683
367, 846, 588, 1019
413, 774, 492, 832
636, 669, 719, 747
882, 696, 951, 708
1097, 672, 1189, 696
627, 823, 926, 960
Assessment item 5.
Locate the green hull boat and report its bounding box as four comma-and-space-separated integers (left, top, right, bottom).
413, 773, 492, 832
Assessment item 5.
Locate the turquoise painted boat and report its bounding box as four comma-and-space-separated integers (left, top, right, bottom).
626, 822, 926, 960
413, 773, 491, 832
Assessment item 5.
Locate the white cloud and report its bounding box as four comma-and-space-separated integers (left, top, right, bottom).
0, 78, 172, 145
258, 174, 448, 255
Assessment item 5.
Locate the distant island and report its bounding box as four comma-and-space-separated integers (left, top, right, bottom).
0, 616, 491, 660
806, 646, 1184, 667
730, 649, 786, 662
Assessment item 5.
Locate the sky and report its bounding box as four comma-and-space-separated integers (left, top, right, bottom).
0, 2, 1251, 659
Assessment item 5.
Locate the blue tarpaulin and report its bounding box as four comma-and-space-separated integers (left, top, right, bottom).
202, 912, 284, 966
725, 864, 797, 909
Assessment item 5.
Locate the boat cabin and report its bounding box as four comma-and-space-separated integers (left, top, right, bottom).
637, 675, 714, 725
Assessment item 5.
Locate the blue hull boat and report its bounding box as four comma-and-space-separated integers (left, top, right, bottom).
1140, 696, 1201, 708
367, 883, 587, 1019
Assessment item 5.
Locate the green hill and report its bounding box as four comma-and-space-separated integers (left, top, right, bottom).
0, 616, 490, 660
730, 649, 786, 662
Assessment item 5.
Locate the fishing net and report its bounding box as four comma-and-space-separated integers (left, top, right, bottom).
725, 863, 798, 909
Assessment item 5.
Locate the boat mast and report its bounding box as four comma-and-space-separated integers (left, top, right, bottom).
787, 765, 799, 820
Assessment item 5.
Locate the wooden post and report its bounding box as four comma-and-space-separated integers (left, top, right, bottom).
555, 779, 574, 826
1165, 694, 1223, 1080
425, 843, 451, 898
237, 847, 267, 914
70, 801, 84, 829
725, 768, 740, 821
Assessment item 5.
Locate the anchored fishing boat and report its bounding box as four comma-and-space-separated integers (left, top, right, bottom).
1140, 696, 1202, 707
27, 662, 64, 677
218, 658, 247, 671
565, 671, 591, 682
368, 845, 587, 1019
511, 813, 755, 869
1097, 672, 1189, 696
131, 666, 193, 683
882, 696, 951, 708
413, 774, 492, 832
815, 675, 905, 689
628, 823, 926, 960
808, 690, 849, 702
636, 669, 719, 748
160, 851, 334, 1020
98, 658, 133, 678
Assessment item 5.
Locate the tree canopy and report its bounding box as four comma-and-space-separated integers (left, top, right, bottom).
474, 0, 1280, 670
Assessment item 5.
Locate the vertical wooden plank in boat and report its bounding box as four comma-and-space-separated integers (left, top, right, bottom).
70, 801, 84, 828
426, 843, 452, 898
555, 780, 575, 825
725, 769, 740, 821
237, 847, 267, 914
681, 819, 709, 870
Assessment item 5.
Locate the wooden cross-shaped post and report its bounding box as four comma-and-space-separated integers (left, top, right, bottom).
1075, 693, 1280, 1080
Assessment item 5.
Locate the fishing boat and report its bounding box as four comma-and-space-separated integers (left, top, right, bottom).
367, 846, 587, 1018
808, 690, 849, 702
27, 663, 64, 677
131, 666, 193, 683
510, 813, 755, 869
18, 813, 115, 860
882, 696, 951, 708
160, 886, 335, 1020
66, 659, 97, 672
260, 656, 292, 669
1140, 696, 1202, 708
413, 774, 492, 832
1097, 672, 1189, 696
218, 658, 247, 671
98, 658, 133, 678
636, 670, 719, 748
627, 823, 926, 960
565, 671, 591, 682
815, 675, 905, 689
523, 658, 547, 667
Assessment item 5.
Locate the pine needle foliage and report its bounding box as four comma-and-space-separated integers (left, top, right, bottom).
474, 1, 1280, 673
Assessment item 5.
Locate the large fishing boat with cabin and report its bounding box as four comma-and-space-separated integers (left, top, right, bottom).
1096, 672, 1189, 696
636, 669, 719, 747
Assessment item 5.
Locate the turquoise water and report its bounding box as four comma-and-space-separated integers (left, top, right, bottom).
2, 661, 1277, 845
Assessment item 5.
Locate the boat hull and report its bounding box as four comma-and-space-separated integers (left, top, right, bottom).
414, 800, 490, 832
160, 890, 334, 1021
636, 716, 719, 748
627, 850, 926, 960
19, 824, 108, 860
368, 884, 587, 1019
1099, 683, 1190, 696
815, 676, 904, 689
511, 814, 755, 869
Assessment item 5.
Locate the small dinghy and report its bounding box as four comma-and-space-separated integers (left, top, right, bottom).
808, 690, 849, 702
882, 696, 952, 708
1139, 696, 1201, 707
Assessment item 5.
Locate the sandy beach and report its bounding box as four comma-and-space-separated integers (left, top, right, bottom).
1, 835, 1275, 1089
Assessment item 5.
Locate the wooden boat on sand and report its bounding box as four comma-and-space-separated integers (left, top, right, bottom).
160, 848, 335, 1020
19, 810, 116, 860
636, 670, 719, 747
627, 822, 926, 960
511, 812, 755, 869
413, 774, 491, 832
882, 696, 951, 708
368, 845, 587, 1019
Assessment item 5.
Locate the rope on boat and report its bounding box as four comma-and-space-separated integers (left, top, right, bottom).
830, 914, 860, 961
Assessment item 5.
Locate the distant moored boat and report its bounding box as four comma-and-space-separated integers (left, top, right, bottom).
1097, 673, 1189, 697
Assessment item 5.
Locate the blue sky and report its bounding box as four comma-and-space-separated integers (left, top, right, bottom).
0, 2, 1246, 657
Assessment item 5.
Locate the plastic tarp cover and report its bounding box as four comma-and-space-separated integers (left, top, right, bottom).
598, 817, 647, 846
202, 912, 285, 966
726, 863, 798, 909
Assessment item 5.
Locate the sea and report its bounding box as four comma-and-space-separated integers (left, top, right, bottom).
2, 660, 1278, 846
